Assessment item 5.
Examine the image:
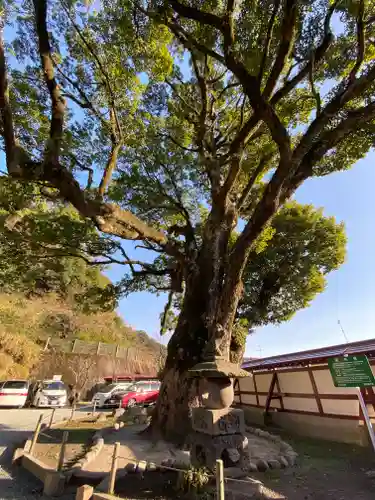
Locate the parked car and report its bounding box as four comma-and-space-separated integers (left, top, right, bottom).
29, 379, 67, 408
92, 382, 133, 409
120, 381, 160, 408
103, 389, 132, 408
0, 380, 29, 408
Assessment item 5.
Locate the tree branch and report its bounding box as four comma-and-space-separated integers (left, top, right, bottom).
258, 0, 281, 84
238, 154, 272, 210
60, 0, 122, 142
0, 24, 18, 173
348, 0, 365, 84
271, 0, 338, 103
55, 64, 109, 131
263, 0, 298, 99
308, 52, 321, 116
98, 139, 122, 197
33, 0, 66, 164
159, 133, 199, 152
67, 153, 94, 189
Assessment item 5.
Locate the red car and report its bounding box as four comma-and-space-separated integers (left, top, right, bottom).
121, 381, 160, 408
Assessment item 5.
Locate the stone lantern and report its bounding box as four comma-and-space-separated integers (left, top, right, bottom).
188, 355, 250, 471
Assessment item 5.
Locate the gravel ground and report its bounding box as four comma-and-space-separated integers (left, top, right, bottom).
0, 407, 90, 499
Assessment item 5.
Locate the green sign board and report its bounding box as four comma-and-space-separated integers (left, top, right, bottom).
328, 355, 375, 388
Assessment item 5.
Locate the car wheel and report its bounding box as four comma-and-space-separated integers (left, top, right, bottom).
127, 398, 136, 407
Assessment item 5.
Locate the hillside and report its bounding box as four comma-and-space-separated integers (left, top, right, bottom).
0, 178, 165, 380
0, 292, 165, 380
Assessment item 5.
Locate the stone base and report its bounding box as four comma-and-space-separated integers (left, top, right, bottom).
189, 431, 249, 470
192, 407, 245, 435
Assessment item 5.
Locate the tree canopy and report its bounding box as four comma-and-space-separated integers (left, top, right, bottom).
1, 0, 373, 438
240, 201, 346, 327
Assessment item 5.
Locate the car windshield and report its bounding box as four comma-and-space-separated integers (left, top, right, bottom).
101, 384, 119, 393
42, 381, 65, 391
3, 380, 28, 389
126, 384, 137, 392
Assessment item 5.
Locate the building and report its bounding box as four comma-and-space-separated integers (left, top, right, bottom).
235, 338, 375, 445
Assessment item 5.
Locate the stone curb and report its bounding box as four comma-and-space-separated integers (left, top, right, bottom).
245, 425, 298, 472
66, 430, 106, 477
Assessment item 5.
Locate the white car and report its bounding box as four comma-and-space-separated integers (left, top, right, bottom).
0, 380, 29, 408
31, 380, 67, 408
92, 382, 133, 408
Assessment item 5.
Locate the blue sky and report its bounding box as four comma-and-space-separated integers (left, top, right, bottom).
107, 151, 375, 358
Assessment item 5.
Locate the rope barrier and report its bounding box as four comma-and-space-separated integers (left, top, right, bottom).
115, 451, 264, 486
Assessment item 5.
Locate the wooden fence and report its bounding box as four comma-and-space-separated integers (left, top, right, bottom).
234, 360, 375, 446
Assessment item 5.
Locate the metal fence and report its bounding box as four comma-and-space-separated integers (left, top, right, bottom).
43, 337, 144, 359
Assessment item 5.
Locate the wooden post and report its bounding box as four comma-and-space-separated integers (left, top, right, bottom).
70, 403, 76, 421
49, 408, 56, 428
72, 339, 77, 353
29, 414, 44, 455
96, 342, 101, 355
44, 337, 51, 351
57, 431, 69, 471
108, 442, 120, 494
216, 459, 225, 500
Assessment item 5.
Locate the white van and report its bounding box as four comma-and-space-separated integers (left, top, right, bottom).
0, 380, 29, 408
30, 379, 67, 408
92, 382, 133, 408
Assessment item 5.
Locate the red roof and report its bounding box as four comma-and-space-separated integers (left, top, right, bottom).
242, 338, 375, 371
104, 374, 158, 381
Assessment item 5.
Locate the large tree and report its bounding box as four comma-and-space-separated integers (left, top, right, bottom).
1, 0, 373, 439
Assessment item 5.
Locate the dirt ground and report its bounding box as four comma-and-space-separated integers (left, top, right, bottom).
33, 416, 114, 470
115, 430, 375, 500
248, 430, 375, 499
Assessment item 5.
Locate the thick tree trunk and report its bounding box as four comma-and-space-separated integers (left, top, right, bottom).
150, 255, 243, 442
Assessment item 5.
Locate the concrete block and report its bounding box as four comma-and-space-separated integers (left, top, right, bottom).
76, 485, 94, 500
114, 408, 125, 418
125, 462, 136, 473
12, 448, 24, 465
255, 459, 269, 472
191, 407, 245, 435
43, 472, 66, 496
136, 460, 147, 474
224, 467, 247, 479
279, 456, 289, 468
267, 459, 281, 469
97, 470, 127, 493
146, 462, 158, 471
22, 453, 53, 481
